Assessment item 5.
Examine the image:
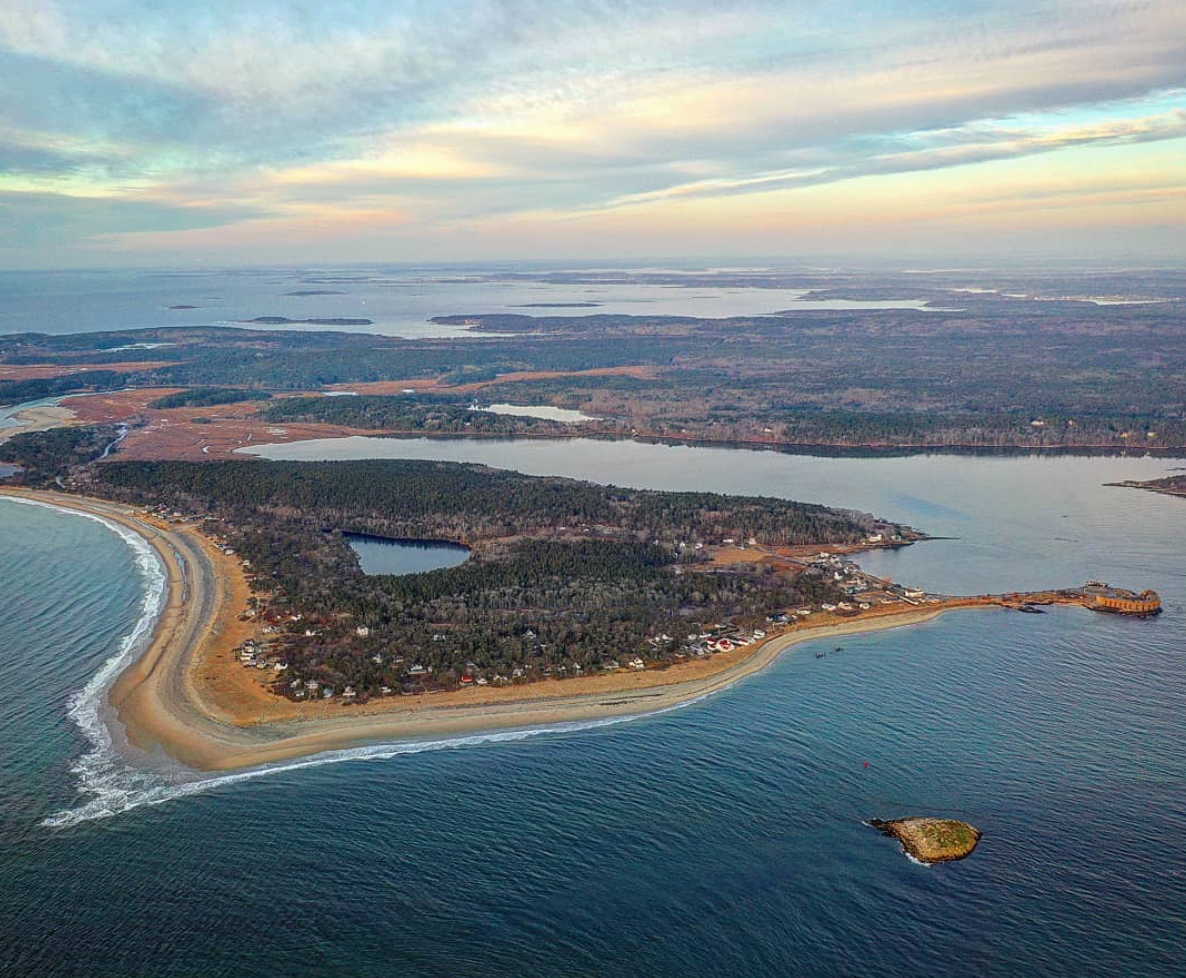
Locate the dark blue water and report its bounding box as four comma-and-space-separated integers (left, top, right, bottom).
346, 534, 470, 576
3, 447, 1185, 977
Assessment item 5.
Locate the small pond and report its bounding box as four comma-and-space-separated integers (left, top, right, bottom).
346, 533, 470, 576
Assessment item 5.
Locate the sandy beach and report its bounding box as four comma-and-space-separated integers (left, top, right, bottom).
0, 404, 77, 445
1, 487, 979, 772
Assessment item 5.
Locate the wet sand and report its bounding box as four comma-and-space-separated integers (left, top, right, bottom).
0, 405, 77, 445
1, 488, 978, 773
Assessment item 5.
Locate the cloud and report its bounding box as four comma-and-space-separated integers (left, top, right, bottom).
594, 107, 1186, 209
0, 190, 264, 247
0, 0, 1184, 262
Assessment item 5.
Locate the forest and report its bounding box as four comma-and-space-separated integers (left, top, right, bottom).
86, 458, 885, 697
149, 388, 272, 409
0, 370, 130, 406
257, 394, 565, 436
0, 424, 121, 483
3, 289, 1186, 450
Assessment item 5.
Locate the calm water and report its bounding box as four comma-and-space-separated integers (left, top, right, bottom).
0, 267, 939, 339
347, 534, 470, 576
3, 445, 1186, 977
479, 403, 601, 424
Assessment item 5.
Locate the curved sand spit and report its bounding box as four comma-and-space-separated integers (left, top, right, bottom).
2, 488, 962, 772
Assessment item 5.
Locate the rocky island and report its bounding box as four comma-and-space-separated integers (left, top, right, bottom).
869, 817, 983, 863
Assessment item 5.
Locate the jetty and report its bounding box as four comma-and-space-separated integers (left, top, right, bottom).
989, 583, 1162, 617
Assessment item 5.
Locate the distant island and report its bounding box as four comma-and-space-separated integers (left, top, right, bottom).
1112, 474, 1186, 499
869, 817, 983, 863
168, 304, 198, 309
282, 290, 347, 296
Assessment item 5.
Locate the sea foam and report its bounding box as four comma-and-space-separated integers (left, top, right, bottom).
46, 697, 712, 828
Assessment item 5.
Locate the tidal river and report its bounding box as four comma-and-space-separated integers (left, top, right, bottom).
2, 442, 1184, 977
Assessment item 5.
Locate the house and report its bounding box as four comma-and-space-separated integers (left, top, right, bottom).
821, 603, 837, 612
342, 686, 357, 701
408, 664, 428, 676
356, 625, 371, 638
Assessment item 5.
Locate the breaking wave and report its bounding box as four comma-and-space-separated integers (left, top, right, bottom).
4, 498, 169, 828
43, 710, 695, 828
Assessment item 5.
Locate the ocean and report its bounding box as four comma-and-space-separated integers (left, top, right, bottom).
2, 445, 1185, 976
0, 266, 939, 340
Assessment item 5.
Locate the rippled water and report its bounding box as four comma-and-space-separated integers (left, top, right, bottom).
3, 447, 1185, 977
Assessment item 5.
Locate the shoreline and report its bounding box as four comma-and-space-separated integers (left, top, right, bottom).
0, 404, 78, 445
3, 487, 975, 774
238, 426, 1186, 461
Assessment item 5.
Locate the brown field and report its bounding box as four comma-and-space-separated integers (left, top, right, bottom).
0, 361, 179, 380
63, 388, 386, 461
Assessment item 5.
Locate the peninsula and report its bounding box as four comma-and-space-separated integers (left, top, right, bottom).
0, 472, 1160, 773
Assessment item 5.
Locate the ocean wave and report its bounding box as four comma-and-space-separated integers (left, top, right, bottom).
3, 499, 170, 828
45, 695, 714, 827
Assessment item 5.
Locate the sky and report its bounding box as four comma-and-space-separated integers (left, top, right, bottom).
0, 0, 1184, 268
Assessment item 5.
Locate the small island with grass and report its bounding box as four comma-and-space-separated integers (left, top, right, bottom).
869, 817, 983, 863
